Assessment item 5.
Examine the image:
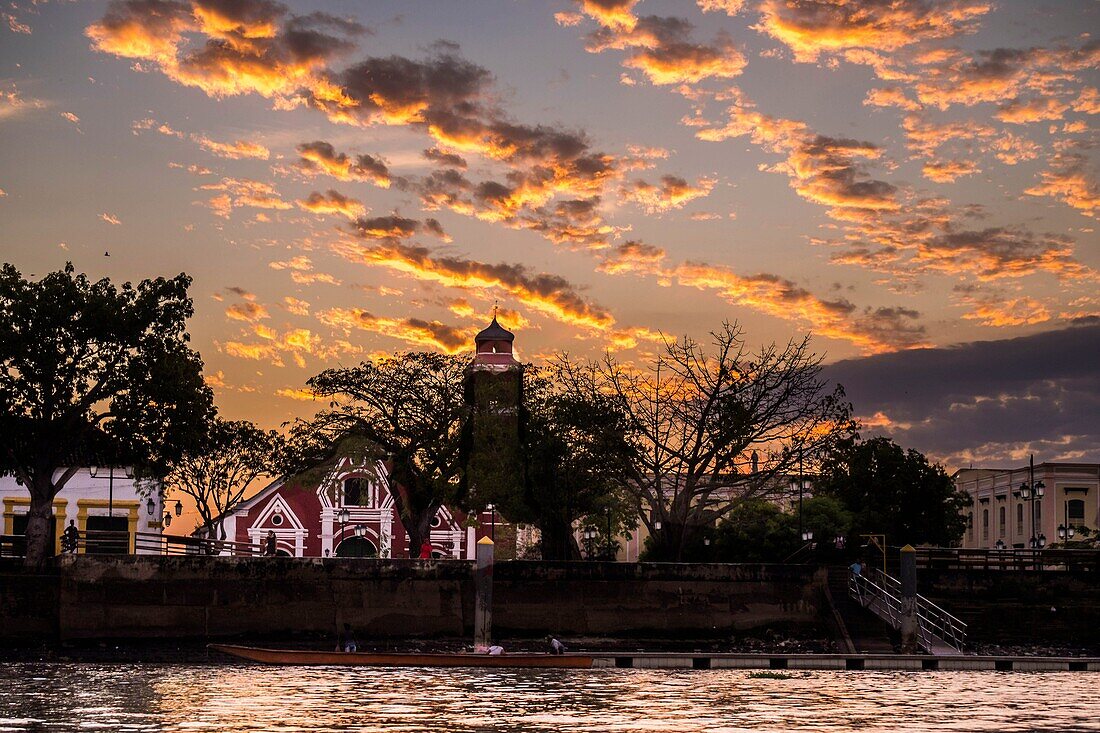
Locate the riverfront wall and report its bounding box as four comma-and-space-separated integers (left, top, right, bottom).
0, 557, 825, 643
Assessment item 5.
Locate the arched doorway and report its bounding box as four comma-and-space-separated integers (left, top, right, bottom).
275, 549, 291, 557
335, 536, 378, 558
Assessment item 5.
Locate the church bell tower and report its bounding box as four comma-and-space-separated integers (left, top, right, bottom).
463, 314, 524, 532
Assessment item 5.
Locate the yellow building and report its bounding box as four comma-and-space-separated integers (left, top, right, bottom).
955, 461, 1099, 549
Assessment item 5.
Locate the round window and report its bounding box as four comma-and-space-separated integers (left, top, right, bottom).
271, 514, 284, 526
430, 515, 442, 528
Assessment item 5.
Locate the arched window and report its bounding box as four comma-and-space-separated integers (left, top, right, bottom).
1016, 504, 1024, 536
967, 512, 974, 541
998, 506, 1006, 538
343, 477, 371, 507
982, 509, 989, 541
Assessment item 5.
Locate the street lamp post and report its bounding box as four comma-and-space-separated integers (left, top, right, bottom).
486, 503, 496, 541
789, 450, 811, 541
89, 465, 133, 519
1018, 454, 1046, 550
338, 507, 350, 553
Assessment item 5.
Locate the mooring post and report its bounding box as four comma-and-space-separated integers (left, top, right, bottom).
474, 536, 494, 652
899, 544, 919, 653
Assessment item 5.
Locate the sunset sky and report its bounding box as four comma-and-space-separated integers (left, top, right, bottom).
1, 0, 1097, 470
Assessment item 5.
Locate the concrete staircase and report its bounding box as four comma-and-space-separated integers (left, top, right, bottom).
826, 565, 896, 653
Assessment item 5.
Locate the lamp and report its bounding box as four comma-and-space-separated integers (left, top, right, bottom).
338, 508, 351, 524
1057, 524, 1075, 541
802, 530, 814, 542
164, 512, 172, 527
174, 500, 183, 517
995, 539, 1005, 550
704, 537, 711, 547
654, 521, 662, 530
146, 498, 155, 516
354, 524, 366, 538
89, 465, 99, 477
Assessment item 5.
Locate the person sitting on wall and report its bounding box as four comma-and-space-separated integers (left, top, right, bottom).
419, 540, 434, 559
546, 635, 567, 655
337, 623, 358, 653
486, 645, 505, 655
61, 520, 79, 554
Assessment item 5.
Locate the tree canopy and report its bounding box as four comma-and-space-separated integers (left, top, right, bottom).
287, 352, 469, 555
814, 437, 970, 547
521, 367, 637, 561
556, 321, 855, 561
0, 263, 213, 566
167, 418, 283, 542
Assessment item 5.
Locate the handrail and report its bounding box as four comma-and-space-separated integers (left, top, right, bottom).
848, 567, 967, 652
915, 547, 1099, 572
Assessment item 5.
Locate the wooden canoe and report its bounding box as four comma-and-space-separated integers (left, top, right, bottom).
209, 644, 596, 668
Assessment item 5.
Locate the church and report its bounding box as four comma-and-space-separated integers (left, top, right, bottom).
199, 316, 524, 559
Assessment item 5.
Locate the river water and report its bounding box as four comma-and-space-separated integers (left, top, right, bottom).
1, 663, 1098, 732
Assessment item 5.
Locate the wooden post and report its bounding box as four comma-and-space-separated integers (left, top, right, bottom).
474, 536, 494, 652
899, 544, 919, 653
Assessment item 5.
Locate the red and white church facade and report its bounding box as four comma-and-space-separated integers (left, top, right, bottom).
198, 316, 520, 559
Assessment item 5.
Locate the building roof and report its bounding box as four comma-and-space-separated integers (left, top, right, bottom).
475, 316, 514, 344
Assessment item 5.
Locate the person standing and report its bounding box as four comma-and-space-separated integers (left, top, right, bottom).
419, 540, 434, 559
264, 530, 277, 557
61, 520, 79, 554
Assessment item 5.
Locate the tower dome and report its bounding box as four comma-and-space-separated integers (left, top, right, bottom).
471, 315, 518, 368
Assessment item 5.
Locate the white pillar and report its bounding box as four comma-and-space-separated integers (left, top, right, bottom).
379, 513, 392, 558
451, 529, 463, 558
320, 507, 334, 556
466, 526, 476, 559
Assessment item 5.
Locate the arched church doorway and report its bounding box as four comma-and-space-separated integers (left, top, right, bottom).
335, 536, 378, 558
275, 549, 291, 557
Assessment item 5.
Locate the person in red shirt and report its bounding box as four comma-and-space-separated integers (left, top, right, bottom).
419, 541, 433, 559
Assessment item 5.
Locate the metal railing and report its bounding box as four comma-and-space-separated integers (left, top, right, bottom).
2, 530, 266, 558
916, 547, 1099, 572
849, 568, 968, 653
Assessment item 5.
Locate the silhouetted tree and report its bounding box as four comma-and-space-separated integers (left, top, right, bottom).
815, 437, 970, 547
557, 322, 856, 561
0, 264, 213, 567
167, 418, 283, 540
287, 353, 468, 555
521, 368, 637, 561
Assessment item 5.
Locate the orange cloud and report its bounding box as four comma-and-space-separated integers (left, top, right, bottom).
200, 177, 290, 217
755, 0, 990, 63
995, 97, 1069, 124
194, 135, 270, 159
1025, 152, 1099, 219
225, 300, 270, 323
99, 212, 121, 225
283, 297, 310, 316
620, 174, 716, 212
319, 308, 471, 354
960, 296, 1051, 327
331, 239, 617, 332
296, 141, 391, 187
578, 0, 640, 30
296, 189, 367, 218
922, 159, 979, 183
622, 36, 746, 85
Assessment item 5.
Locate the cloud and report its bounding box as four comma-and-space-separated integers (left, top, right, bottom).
913, 42, 1099, 110
225, 298, 270, 323
596, 240, 667, 275
423, 146, 467, 169
995, 97, 1069, 125
620, 174, 716, 212
296, 189, 366, 218
1, 85, 48, 120
296, 140, 390, 187
917, 227, 1090, 281
331, 239, 617, 331
275, 387, 320, 401
319, 307, 471, 353
200, 176, 291, 217
86, 0, 363, 103
269, 254, 342, 286
282, 296, 310, 315
823, 323, 1100, 467
99, 212, 121, 225
1025, 152, 1099, 219
583, 15, 747, 86
754, 0, 991, 63
697, 0, 743, 15
578, 0, 640, 30
864, 86, 921, 112
960, 296, 1051, 328
194, 134, 270, 159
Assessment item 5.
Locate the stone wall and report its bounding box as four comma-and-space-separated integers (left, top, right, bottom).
920, 569, 1100, 647
0, 557, 825, 642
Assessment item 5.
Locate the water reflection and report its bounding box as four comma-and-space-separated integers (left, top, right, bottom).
0, 664, 1097, 732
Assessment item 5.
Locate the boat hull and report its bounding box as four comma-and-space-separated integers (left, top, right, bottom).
209, 644, 595, 669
